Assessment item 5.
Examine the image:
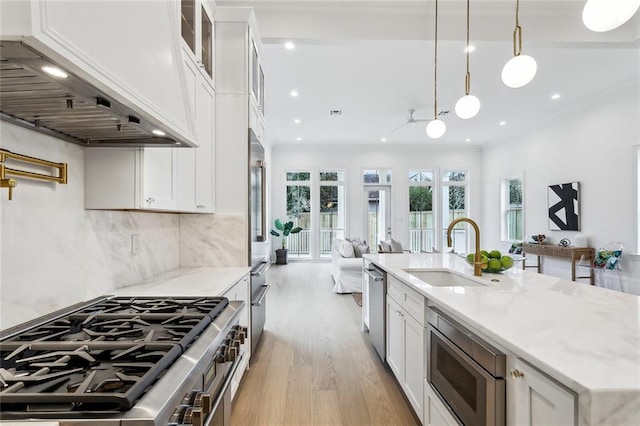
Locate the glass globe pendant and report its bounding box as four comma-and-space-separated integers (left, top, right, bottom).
426, 119, 447, 139
502, 0, 537, 89
455, 0, 481, 119
455, 94, 481, 119
582, 0, 640, 32
502, 54, 537, 88
427, 0, 446, 139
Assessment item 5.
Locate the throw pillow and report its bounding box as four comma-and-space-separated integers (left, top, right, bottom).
379, 240, 392, 253
389, 238, 404, 253
352, 240, 370, 258
337, 239, 355, 258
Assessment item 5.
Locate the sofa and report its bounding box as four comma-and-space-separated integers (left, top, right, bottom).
331, 238, 368, 293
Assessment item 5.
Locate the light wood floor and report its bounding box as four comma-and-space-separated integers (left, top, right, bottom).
231, 262, 420, 426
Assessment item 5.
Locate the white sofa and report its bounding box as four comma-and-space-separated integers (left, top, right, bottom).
331, 238, 365, 293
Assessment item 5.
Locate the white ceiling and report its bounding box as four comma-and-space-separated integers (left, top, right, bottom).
218, 1, 640, 146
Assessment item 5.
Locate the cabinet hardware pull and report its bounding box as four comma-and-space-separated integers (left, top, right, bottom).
510, 369, 525, 379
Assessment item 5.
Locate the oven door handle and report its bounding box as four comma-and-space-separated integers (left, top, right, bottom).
206, 353, 243, 426
252, 284, 271, 307
363, 268, 384, 281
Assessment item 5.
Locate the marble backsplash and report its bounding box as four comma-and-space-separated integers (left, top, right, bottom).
0, 123, 181, 329
179, 214, 247, 267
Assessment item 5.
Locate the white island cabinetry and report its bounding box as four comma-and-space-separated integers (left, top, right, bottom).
507, 358, 576, 426
386, 275, 425, 422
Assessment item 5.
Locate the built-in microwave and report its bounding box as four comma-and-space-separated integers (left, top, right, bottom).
427, 306, 506, 426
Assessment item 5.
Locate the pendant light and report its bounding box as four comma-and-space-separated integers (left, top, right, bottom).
455, 0, 481, 119
582, 0, 640, 32
501, 0, 537, 88
426, 0, 446, 139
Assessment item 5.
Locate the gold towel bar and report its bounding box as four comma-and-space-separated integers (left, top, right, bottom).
0, 149, 68, 200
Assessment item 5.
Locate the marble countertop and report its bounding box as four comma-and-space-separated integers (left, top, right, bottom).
113, 267, 251, 297
365, 253, 640, 424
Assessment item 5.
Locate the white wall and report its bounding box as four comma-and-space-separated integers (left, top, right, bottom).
482, 77, 640, 294
0, 123, 180, 329
270, 143, 483, 254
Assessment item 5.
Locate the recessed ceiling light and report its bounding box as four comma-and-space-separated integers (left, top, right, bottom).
290, 90, 299, 97
152, 129, 166, 136
464, 45, 476, 53
294, 119, 301, 124
296, 137, 302, 141
551, 93, 561, 100
284, 41, 295, 50
41, 65, 68, 78
381, 137, 387, 142
465, 138, 471, 142
499, 121, 507, 126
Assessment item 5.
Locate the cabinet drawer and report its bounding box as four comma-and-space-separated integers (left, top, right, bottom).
403, 284, 426, 326
388, 275, 403, 303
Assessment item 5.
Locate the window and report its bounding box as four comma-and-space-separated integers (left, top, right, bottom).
319, 171, 345, 257
441, 170, 468, 251
363, 169, 392, 185
501, 177, 524, 242
285, 171, 311, 258
408, 170, 434, 252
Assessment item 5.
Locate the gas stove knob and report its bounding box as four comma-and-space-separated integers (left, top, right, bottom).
191, 407, 203, 426
237, 331, 246, 344
226, 346, 238, 362
231, 339, 240, 348
215, 347, 227, 363
201, 392, 212, 415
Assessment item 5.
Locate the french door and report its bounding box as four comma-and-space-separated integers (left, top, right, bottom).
365, 186, 391, 250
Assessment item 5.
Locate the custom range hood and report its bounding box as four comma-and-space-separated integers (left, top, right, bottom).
0, 41, 195, 148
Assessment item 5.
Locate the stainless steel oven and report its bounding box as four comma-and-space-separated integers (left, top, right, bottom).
427, 306, 506, 426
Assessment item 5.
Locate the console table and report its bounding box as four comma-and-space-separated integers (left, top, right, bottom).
521, 243, 595, 285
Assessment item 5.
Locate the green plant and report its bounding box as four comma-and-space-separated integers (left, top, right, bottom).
270, 219, 302, 250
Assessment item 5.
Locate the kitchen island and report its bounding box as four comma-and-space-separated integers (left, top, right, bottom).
365, 252, 640, 426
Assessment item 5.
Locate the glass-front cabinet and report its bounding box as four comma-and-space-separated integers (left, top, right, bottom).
250, 37, 265, 117
181, 0, 214, 82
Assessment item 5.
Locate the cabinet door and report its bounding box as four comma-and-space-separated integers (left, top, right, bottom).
509, 358, 576, 426
177, 50, 199, 211
424, 381, 459, 426
404, 314, 425, 420
386, 296, 403, 381
194, 76, 215, 212
142, 148, 178, 210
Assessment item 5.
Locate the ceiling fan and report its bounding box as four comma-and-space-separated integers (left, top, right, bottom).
391, 109, 431, 132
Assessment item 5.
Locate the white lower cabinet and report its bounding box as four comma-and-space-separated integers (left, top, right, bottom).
424, 380, 459, 426
507, 357, 576, 426
386, 293, 425, 422
223, 274, 251, 400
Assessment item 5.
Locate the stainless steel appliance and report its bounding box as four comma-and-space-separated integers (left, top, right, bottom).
427, 306, 506, 426
364, 263, 386, 361
249, 130, 269, 351
0, 41, 194, 147
0, 295, 247, 425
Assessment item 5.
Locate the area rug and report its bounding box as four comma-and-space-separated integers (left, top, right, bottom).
352, 292, 362, 307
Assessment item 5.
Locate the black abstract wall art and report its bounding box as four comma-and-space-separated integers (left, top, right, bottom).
548, 182, 580, 231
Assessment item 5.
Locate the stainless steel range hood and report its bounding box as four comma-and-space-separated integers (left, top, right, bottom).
0, 41, 196, 148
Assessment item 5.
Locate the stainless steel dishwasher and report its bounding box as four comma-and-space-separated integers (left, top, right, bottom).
364, 263, 387, 361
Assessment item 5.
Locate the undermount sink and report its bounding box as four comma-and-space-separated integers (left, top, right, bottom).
404, 269, 485, 287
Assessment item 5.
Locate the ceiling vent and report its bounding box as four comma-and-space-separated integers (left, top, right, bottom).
329, 109, 342, 116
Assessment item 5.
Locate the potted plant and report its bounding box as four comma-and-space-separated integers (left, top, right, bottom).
270, 219, 302, 264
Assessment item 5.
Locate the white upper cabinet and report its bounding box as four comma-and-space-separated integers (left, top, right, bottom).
0, 0, 197, 146
85, 148, 178, 211
180, 0, 215, 84
214, 7, 266, 215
